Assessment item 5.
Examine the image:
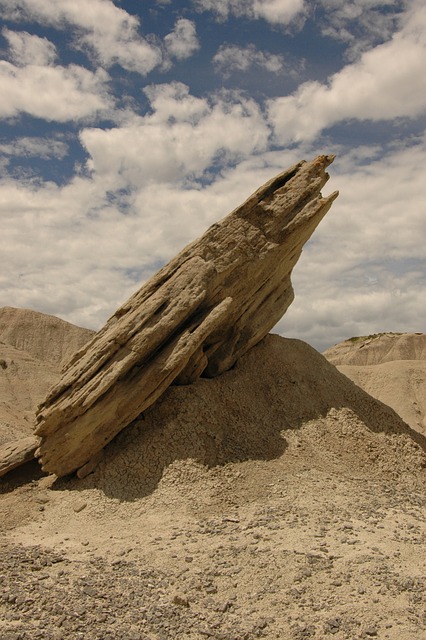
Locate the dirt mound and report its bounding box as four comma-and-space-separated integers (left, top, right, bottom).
0, 307, 93, 445
324, 333, 426, 435
87, 334, 425, 501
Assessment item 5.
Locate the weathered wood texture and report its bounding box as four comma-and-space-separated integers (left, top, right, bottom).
0, 436, 39, 477
35, 155, 338, 477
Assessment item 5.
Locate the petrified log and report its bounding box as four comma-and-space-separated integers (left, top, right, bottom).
35, 155, 338, 477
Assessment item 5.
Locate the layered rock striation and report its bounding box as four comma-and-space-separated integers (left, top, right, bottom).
35, 155, 338, 477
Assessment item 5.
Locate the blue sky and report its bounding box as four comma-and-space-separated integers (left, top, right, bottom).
0, 0, 425, 351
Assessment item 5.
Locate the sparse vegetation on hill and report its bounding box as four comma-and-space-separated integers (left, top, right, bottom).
347, 332, 403, 343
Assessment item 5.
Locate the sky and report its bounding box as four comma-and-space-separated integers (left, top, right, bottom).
0, 0, 425, 352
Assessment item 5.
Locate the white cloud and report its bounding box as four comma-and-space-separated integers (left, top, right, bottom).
0, 83, 271, 328
144, 82, 210, 123
0, 175, 134, 328
1, 135, 425, 349
0, 0, 163, 75
0, 60, 112, 121
268, 1, 426, 143
0, 0, 139, 34
0, 136, 68, 160
79, 24, 161, 75
319, 0, 405, 60
278, 136, 426, 349
193, 0, 306, 25
2, 28, 57, 66
213, 44, 285, 76
0, 167, 246, 328
80, 82, 270, 190
0, 0, 424, 352
253, 0, 306, 24
164, 19, 200, 61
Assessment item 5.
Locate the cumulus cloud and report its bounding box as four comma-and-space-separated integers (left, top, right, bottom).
0, 60, 111, 121
193, 0, 306, 25
0, 136, 68, 160
0, 167, 249, 328
268, 1, 426, 143
0, 0, 163, 74
2, 28, 57, 66
213, 44, 285, 76
0, 175, 137, 328
319, 0, 405, 61
278, 137, 426, 349
0, 0, 138, 35
80, 82, 270, 190
163, 19, 200, 61
0, 82, 271, 327
254, 0, 306, 24
1, 137, 424, 346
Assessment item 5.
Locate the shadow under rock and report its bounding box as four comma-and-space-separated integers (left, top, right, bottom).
0, 458, 47, 494
52, 334, 426, 501
54, 379, 291, 501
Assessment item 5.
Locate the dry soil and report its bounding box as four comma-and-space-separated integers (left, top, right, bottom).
0, 310, 425, 640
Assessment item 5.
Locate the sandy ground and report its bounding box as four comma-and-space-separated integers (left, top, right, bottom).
1, 439, 425, 640
0, 312, 425, 640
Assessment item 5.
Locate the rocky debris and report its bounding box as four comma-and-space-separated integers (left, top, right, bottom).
0, 436, 39, 477
1, 471, 425, 640
0, 542, 272, 640
35, 155, 338, 478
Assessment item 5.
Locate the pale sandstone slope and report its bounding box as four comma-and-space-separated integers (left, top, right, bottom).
0, 306, 94, 370
0, 341, 57, 445
324, 333, 426, 435
323, 333, 426, 366
0, 307, 93, 445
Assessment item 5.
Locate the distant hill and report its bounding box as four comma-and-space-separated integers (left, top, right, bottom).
324, 333, 426, 435
0, 307, 93, 445
0, 306, 94, 370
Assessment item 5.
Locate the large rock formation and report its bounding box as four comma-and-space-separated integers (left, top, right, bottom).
35, 155, 338, 477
